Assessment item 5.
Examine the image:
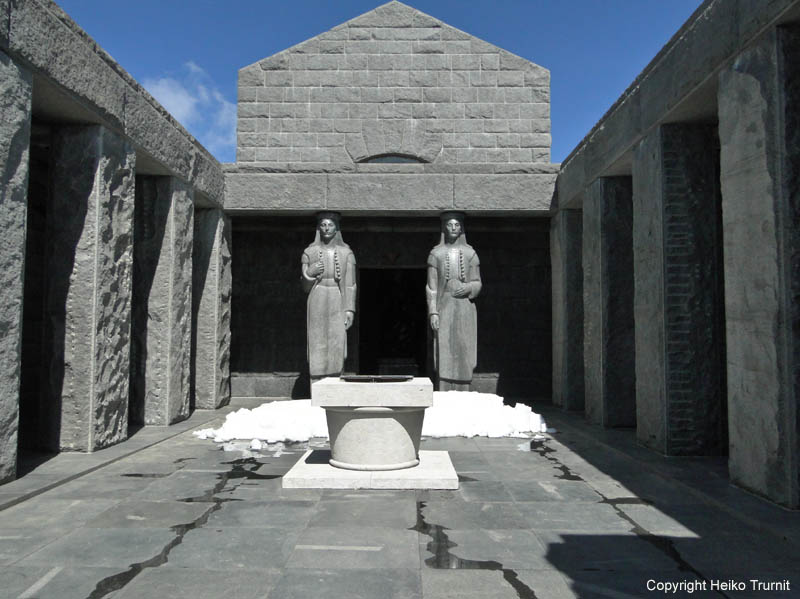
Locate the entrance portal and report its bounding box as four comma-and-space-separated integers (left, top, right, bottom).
357, 268, 429, 377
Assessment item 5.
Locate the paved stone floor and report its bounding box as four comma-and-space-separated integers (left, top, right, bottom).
0, 400, 798, 599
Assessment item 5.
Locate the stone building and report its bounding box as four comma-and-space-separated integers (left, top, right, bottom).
0, 0, 798, 510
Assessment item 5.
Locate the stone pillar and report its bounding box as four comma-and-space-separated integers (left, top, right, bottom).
582, 177, 635, 427
192, 209, 231, 409
551, 209, 584, 410
0, 52, 32, 482
131, 177, 194, 426
718, 26, 800, 508
632, 125, 727, 456
47, 126, 135, 452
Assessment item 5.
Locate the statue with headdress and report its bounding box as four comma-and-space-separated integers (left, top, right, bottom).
426, 212, 482, 391
301, 212, 356, 379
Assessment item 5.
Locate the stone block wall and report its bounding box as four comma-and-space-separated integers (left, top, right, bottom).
237, 1, 550, 166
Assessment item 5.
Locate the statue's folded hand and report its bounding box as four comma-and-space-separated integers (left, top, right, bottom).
307, 262, 324, 278
451, 284, 470, 298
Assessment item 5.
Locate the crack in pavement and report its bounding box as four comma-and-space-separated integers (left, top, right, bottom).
529, 437, 729, 598
411, 500, 539, 599
85, 456, 281, 598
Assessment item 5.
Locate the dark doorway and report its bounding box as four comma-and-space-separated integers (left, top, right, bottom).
357, 268, 429, 376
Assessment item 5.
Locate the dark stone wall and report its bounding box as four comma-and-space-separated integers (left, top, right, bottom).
230, 216, 551, 399
19, 123, 53, 451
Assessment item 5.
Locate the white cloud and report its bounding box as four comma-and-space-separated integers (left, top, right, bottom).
143, 62, 236, 162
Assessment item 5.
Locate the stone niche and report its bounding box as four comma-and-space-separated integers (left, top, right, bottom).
230, 216, 551, 399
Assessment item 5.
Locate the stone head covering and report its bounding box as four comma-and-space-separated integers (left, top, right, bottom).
438, 211, 468, 245
312, 211, 345, 245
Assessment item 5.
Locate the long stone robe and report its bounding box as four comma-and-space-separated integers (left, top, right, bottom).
426, 242, 481, 383
302, 243, 356, 378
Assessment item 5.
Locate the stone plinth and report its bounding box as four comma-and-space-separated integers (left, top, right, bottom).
282, 449, 458, 490
312, 377, 432, 471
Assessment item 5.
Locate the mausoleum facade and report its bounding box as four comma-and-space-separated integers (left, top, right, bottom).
0, 0, 799, 510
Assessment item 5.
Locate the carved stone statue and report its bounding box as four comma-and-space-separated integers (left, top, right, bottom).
426, 212, 482, 391
301, 212, 356, 379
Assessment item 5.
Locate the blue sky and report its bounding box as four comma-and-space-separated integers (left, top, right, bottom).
56, 0, 701, 164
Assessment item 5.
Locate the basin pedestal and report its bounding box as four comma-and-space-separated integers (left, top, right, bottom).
312, 377, 433, 471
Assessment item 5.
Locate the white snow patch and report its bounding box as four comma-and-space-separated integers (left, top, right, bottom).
193, 392, 546, 443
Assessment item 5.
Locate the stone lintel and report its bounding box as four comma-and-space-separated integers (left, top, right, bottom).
556, 0, 799, 210
718, 26, 800, 508
225, 172, 555, 213
7, 0, 223, 206
550, 209, 584, 411
0, 51, 32, 482
48, 125, 135, 452
192, 209, 232, 410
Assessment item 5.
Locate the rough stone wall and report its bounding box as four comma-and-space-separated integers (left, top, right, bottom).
192, 209, 232, 409
48, 126, 135, 451
634, 125, 727, 456
660, 124, 726, 456
237, 1, 550, 166
132, 177, 193, 426
231, 217, 550, 399
550, 210, 584, 411
719, 27, 799, 507
0, 51, 31, 482
583, 178, 635, 427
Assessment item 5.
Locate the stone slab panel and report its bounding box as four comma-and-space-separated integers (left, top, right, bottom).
0, 52, 31, 482
550, 210, 583, 411
132, 177, 193, 426
282, 449, 458, 489
311, 376, 433, 407
327, 174, 452, 211
718, 28, 799, 508
583, 178, 635, 428
454, 174, 555, 211
192, 209, 231, 409
224, 173, 326, 211
48, 125, 135, 451
632, 132, 667, 452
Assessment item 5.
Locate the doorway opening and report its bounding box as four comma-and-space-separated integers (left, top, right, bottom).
357, 268, 429, 376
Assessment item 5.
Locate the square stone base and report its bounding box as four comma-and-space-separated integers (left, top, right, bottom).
282, 450, 458, 490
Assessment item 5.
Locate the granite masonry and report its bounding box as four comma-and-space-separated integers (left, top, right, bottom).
0, 0, 798, 512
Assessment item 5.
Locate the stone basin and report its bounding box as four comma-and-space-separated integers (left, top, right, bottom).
311, 376, 433, 471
